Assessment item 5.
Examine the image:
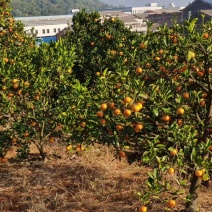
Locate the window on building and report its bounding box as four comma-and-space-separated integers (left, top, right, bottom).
47, 29, 50, 33
42, 29, 45, 34
35, 30, 38, 34
58, 28, 60, 32
54, 28, 56, 33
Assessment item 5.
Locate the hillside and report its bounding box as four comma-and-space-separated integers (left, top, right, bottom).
10, 0, 113, 17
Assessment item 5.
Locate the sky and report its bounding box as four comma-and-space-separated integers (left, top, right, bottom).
101, 0, 195, 7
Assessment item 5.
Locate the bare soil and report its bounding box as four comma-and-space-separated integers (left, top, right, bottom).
0, 142, 212, 212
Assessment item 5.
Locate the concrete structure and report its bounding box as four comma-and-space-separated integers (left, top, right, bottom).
100, 12, 148, 32
146, 9, 183, 27
181, 0, 212, 20
99, 3, 163, 14
15, 15, 73, 41
190, 9, 212, 24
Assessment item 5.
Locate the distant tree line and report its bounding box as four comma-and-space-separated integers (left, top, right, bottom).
10, 0, 113, 17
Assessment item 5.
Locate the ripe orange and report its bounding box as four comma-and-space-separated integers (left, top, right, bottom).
96, 72, 101, 76
162, 115, 171, 122
190, 52, 195, 58
123, 97, 132, 104
170, 149, 178, 156
177, 119, 183, 126
24, 81, 30, 87
158, 49, 163, 55
12, 138, 17, 144
136, 67, 143, 74
155, 56, 161, 61
168, 167, 175, 174
111, 17, 115, 22
2, 86, 7, 91
209, 145, 212, 151
197, 71, 204, 77
17, 90, 22, 95
123, 109, 131, 117
100, 103, 107, 110
167, 199, 176, 208
100, 119, 106, 125
31, 122, 36, 127
172, 38, 177, 44
201, 169, 206, 174
80, 122, 86, 127
203, 32, 209, 39
109, 102, 115, 109
131, 104, 141, 112
34, 95, 40, 100
119, 151, 126, 158
135, 123, 144, 132
49, 137, 55, 143
115, 83, 122, 89
114, 109, 122, 116
116, 124, 124, 130
140, 43, 146, 49
195, 170, 203, 177
76, 147, 81, 151
202, 92, 207, 98
177, 107, 185, 115
12, 78, 19, 84
97, 111, 103, 118
200, 99, 205, 106
136, 102, 143, 110
66, 145, 73, 151
12, 83, 19, 89
24, 132, 29, 137
139, 205, 147, 212
7, 93, 13, 97
183, 92, 189, 99
173, 55, 178, 60
3, 58, 9, 63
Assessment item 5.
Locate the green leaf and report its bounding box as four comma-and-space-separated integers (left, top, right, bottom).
153, 108, 159, 116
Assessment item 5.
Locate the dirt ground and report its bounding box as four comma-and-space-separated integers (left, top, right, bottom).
0, 142, 212, 212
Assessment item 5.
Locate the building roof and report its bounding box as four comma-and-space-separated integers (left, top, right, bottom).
99, 11, 128, 17
133, 13, 149, 20
150, 9, 182, 14
182, 0, 212, 11
203, 0, 212, 4
15, 15, 73, 27
117, 14, 142, 23
199, 9, 212, 16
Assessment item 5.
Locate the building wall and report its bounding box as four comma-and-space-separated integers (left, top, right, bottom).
190, 12, 212, 24
24, 24, 68, 37
148, 12, 183, 27
182, 0, 212, 20
131, 6, 162, 14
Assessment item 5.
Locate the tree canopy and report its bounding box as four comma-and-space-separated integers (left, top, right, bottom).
10, 0, 113, 17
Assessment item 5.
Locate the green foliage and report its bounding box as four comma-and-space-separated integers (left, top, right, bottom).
10, 0, 113, 17
64, 9, 140, 85
1, 5, 212, 211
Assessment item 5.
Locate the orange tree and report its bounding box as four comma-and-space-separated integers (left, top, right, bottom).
64, 9, 140, 85
65, 11, 212, 211
0, 0, 85, 160
0, 0, 37, 158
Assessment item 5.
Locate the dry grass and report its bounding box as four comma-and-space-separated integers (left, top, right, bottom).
0, 142, 212, 212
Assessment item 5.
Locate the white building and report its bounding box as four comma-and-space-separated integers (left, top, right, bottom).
15, 5, 165, 40
100, 4, 163, 14
15, 15, 73, 38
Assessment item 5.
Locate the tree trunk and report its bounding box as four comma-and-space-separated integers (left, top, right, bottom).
186, 174, 202, 211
